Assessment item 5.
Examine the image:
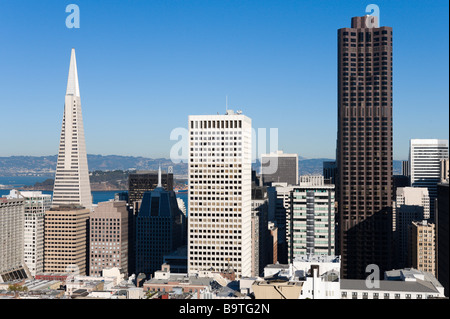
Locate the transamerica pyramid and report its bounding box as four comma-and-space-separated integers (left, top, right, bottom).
52, 48, 92, 211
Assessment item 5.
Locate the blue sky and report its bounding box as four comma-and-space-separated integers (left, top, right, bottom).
0, 0, 448, 160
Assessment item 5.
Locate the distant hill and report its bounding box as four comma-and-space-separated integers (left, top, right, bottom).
0, 154, 402, 177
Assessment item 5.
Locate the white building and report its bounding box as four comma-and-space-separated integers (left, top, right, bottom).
0, 192, 29, 282
290, 177, 335, 259
52, 48, 92, 211
409, 139, 449, 217
19, 191, 51, 277
341, 268, 445, 299
188, 110, 252, 277
262, 255, 341, 299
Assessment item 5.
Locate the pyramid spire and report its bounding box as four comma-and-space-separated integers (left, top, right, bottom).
66, 48, 80, 97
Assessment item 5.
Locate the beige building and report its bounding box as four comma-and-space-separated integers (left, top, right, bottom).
252, 279, 303, 299
89, 201, 129, 276
410, 220, 436, 276
44, 205, 90, 275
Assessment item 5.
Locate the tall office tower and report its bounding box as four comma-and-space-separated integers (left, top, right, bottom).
402, 160, 410, 178
288, 176, 335, 262
188, 110, 252, 278
323, 161, 338, 185
52, 48, 92, 211
267, 183, 294, 264
135, 168, 185, 277
89, 201, 129, 276
409, 139, 449, 220
251, 185, 270, 277
436, 182, 449, 297
409, 220, 436, 276
44, 205, 90, 275
392, 187, 430, 269
20, 191, 52, 277
261, 151, 298, 186
0, 193, 30, 282
336, 15, 394, 279
440, 159, 449, 183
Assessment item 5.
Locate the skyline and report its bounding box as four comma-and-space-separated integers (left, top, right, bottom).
0, 0, 448, 161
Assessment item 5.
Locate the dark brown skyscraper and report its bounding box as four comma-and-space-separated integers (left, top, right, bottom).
336, 15, 394, 279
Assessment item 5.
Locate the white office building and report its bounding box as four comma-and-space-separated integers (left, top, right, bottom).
19, 191, 52, 277
409, 139, 449, 218
188, 110, 252, 277
0, 192, 29, 282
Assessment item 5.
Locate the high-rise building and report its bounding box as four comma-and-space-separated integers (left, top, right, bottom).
402, 160, 410, 178
135, 168, 185, 278
0, 192, 30, 282
409, 139, 449, 220
251, 185, 270, 277
187, 110, 252, 277
267, 183, 294, 264
288, 176, 335, 262
89, 201, 129, 276
20, 191, 52, 277
436, 182, 449, 297
323, 161, 338, 185
336, 15, 394, 279
52, 48, 92, 211
392, 187, 429, 269
44, 205, 90, 275
261, 151, 298, 186
409, 220, 436, 276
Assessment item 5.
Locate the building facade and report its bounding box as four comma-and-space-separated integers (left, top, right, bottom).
261, 151, 298, 186
392, 187, 430, 269
135, 173, 185, 278
436, 182, 449, 296
336, 15, 394, 279
188, 110, 252, 277
44, 205, 90, 275
20, 191, 52, 277
52, 48, 92, 211
409, 220, 436, 276
89, 201, 129, 276
409, 139, 449, 220
289, 176, 335, 262
0, 193, 29, 282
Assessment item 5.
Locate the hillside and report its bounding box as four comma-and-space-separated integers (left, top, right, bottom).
1, 155, 402, 179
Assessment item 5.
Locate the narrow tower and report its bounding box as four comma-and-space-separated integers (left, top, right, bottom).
52, 49, 92, 211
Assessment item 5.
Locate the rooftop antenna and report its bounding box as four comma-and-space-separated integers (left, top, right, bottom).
157, 164, 162, 188
226, 95, 228, 113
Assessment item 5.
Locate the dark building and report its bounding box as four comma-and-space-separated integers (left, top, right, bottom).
251, 185, 271, 277
261, 151, 298, 186
135, 176, 185, 278
127, 168, 174, 276
336, 15, 394, 279
392, 175, 410, 200
128, 169, 174, 211
323, 161, 338, 185
436, 183, 449, 297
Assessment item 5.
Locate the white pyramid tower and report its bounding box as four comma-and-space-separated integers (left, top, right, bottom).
52, 48, 92, 211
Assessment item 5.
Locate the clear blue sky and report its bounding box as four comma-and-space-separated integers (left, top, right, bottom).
0, 0, 448, 160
